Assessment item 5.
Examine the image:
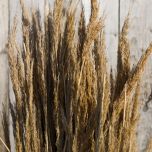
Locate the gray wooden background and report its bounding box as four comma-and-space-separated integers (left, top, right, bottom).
0, 0, 152, 151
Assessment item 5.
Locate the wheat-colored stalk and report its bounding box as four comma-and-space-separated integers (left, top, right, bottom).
4, 0, 152, 152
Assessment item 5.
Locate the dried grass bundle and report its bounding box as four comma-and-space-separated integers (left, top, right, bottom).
4, 0, 152, 151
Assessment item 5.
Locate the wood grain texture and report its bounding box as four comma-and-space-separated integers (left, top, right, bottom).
0, 0, 152, 151
0, 0, 9, 151
102, 0, 119, 69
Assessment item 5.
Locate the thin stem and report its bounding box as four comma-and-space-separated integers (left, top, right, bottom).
0, 137, 10, 152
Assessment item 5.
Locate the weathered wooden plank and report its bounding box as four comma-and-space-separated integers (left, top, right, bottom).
0, 0, 9, 104
1, 0, 152, 151
102, 0, 119, 68
0, 0, 9, 151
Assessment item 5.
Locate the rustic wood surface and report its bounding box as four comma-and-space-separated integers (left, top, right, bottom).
0, 0, 152, 151
0, 0, 9, 151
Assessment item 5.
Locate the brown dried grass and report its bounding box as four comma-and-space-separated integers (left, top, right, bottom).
4, 0, 152, 151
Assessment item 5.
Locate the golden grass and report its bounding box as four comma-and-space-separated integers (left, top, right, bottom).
4, 0, 152, 151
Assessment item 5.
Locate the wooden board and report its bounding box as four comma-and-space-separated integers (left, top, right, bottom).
1, 0, 152, 151
0, 0, 9, 106
0, 0, 9, 151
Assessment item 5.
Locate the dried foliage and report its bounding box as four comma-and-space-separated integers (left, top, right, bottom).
4, 0, 152, 151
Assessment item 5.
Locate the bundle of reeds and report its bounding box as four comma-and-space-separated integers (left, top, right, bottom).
3, 0, 152, 151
